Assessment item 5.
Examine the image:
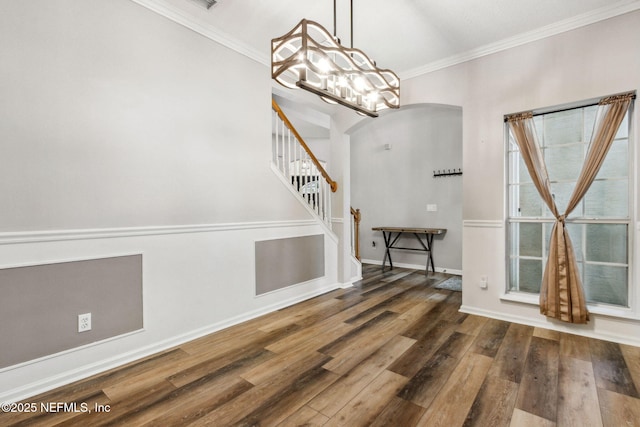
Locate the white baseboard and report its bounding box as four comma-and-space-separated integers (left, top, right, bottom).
361, 259, 462, 276
341, 280, 357, 288
1, 281, 342, 403
459, 305, 640, 348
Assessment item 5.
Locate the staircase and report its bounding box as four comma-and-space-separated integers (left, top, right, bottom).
272, 99, 362, 282
271, 99, 337, 226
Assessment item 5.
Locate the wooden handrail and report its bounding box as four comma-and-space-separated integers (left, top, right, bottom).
272, 98, 338, 193
350, 207, 361, 261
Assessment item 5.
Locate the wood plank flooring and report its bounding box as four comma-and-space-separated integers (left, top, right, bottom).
2, 264, 640, 426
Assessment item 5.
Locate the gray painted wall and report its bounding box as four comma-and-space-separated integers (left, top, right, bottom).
350, 105, 463, 272
255, 235, 325, 295
0, 255, 143, 369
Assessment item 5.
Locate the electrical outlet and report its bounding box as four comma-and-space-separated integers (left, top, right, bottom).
78, 313, 92, 332
427, 204, 438, 212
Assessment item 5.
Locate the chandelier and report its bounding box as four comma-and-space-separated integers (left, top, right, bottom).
271, 5, 400, 118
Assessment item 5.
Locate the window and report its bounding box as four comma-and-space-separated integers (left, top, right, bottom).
507, 101, 632, 308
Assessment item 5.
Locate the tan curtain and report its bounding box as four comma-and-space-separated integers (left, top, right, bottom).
507, 93, 633, 324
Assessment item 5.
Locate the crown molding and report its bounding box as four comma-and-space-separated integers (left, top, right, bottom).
400, 0, 640, 80
129, 0, 640, 81
128, 0, 269, 66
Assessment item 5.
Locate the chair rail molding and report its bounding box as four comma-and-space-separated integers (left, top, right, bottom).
0, 220, 319, 245
463, 220, 504, 228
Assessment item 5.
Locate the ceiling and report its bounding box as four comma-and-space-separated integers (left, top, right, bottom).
139, 0, 640, 78
134, 0, 640, 136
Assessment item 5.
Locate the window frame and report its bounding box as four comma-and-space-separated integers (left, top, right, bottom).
502, 97, 637, 320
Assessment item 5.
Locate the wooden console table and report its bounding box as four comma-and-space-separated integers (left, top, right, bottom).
372, 227, 446, 274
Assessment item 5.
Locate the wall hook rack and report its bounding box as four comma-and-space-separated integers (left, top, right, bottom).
433, 168, 462, 178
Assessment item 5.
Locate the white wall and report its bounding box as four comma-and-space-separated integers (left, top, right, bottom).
0, 0, 339, 401
402, 11, 640, 345
304, 138, 331, 165
0, 0, 310, 231
350, 105, 463, 273
0, 223, 338, 402
329, 121, 353, 284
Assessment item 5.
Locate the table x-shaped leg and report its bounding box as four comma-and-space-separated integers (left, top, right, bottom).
413, 232, 435, 274
381, 231, 402, 272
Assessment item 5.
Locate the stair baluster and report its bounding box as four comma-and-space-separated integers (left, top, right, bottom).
271, 99, 337, 226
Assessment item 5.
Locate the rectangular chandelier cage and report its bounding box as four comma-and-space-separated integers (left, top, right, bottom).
271, 19, 400, 118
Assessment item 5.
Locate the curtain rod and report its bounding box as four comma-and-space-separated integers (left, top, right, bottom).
503, 93, 636, 123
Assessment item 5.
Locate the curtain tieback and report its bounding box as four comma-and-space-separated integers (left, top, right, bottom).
557, 215, 566, 224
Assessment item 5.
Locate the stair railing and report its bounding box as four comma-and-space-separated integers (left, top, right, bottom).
350, 207, 361, 260
272, 99, 338, 225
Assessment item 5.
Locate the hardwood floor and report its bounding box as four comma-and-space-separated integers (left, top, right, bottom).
2, 264, 640, 426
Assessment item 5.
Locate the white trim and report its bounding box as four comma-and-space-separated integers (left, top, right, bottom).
128, 0, 267, 65
129, 0, 640, 81
0, 253, 143, 270
0, 329, 144, 374
350, 254, 362, 284
269, 163, 339, 244
0, 280, 342, 404
500, 292, 640, 321
252, 233, 325, 244
340, 281, 357, 289
0, 254, 145, 374
361, 258, 462, 276
459, 304, 640, 347
0, 220, 318, 245
402, 0, 640, 80
463, 220, 504, 228
253, 261, 328, 299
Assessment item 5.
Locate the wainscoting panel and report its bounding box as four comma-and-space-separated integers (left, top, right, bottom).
255, 235, 325, 295
0, 255, 143, 369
